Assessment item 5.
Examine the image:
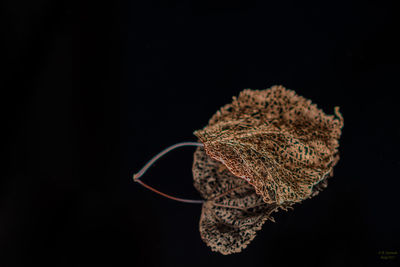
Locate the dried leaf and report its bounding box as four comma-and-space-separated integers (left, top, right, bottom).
194, 86, 343, 205
192, 145, 334, 255
193, 146, 288, 255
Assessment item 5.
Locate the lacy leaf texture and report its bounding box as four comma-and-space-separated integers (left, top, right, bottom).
192, 86, 343, 254
194, 85, 344, 205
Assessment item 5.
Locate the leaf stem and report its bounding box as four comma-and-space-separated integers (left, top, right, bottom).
133, 142, 205, 204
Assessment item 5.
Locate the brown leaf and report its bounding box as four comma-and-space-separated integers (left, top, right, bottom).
194, 85, 343, 205
192, 145, 334, 255
193, 146, 292, 255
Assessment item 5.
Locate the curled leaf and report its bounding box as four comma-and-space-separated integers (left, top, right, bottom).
193, 146, 287, 254
193, 145, 334, 255
194, 86, 343, 205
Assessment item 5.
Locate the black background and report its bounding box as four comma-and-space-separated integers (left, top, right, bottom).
2, 0, 400, 266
